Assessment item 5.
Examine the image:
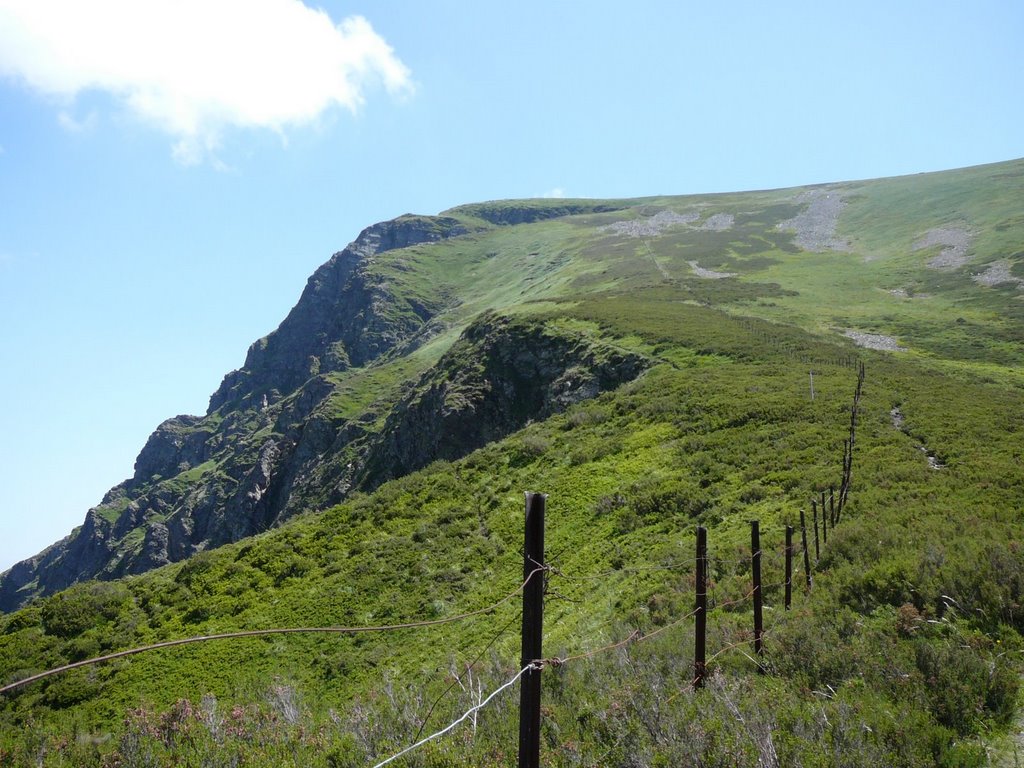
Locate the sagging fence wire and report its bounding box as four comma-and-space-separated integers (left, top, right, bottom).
1, 534, 828, 764
542, 606, 702, 668
0, 566, 548, 696
391, 539, 797, 767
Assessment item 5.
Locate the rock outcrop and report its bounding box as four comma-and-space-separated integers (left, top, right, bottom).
209, 214, 469, 411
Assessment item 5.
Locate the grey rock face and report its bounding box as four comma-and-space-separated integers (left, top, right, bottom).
209, 215, 468, 412
135, 522, 171, 571
131, 416, 210, 486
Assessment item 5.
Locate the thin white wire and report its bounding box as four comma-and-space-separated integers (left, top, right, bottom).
372, 662, 536, 768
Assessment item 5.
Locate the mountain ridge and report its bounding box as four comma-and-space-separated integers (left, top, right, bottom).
3, 158, 1023, 614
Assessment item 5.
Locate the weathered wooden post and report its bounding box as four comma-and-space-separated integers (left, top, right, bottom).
750, 520, 764, 666
837, 440, 850, 522
694, 525, 708, 690
812, 499, 820, 561
821, 491, 828, 545
519, 492, 545, 768
784, 525, 793, 610
800, 509, 812, 591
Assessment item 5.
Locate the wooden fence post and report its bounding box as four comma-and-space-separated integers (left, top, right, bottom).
784, 525, 793, 610
812, 500, 820, 561
821, 491, 828, 545
750, 520, 764, 666
837, 440, 850, 522
800, 509, 812, 591
518, 492, 546, 768
694, 526, 708, 690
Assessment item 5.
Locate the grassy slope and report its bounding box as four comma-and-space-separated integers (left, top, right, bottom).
2, 161, 1023, 766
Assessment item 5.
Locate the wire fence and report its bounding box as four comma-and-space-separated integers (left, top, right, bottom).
1, 365, 870, 765
0, 523, 840, 762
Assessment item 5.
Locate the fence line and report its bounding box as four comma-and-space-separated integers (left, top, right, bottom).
1, 363, 869, 767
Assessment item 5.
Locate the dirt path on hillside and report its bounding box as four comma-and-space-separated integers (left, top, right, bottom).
890, 406, 945, 470
642, 240, 673, 280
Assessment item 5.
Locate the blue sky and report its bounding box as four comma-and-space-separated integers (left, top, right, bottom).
1, 0, 1022, 572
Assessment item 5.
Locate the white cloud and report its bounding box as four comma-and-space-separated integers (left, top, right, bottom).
0, 1, 412, 163
540, 187, 567, 199
58, 110, 97, 133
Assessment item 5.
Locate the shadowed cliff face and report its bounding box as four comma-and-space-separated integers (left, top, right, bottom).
357, 315, 649, 489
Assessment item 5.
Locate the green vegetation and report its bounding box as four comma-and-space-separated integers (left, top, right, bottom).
2, 159, 1024, 765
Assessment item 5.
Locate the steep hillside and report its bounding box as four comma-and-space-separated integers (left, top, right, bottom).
1, 160, 1022, 766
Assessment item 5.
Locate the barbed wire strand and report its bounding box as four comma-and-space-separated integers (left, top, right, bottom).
0, 566, 547, 695
550, 535, 808, 586
554, 559, 697, 582
544, 606, 701, 667
371, 663, 535, 768
710, 586, 757, 613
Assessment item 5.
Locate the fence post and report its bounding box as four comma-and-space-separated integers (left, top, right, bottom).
829, 486, 836, 527
812, 500, 820, 561
784, 525, 793, 610
518, 492, 546, 768
821, 491, 828, 545
837, 440, 850, 522
800, 509, 812, 591
694, 525, 708, 690
750, 520, 764, 666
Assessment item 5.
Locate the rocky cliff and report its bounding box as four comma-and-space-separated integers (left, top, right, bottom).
0, 210, 647, 612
